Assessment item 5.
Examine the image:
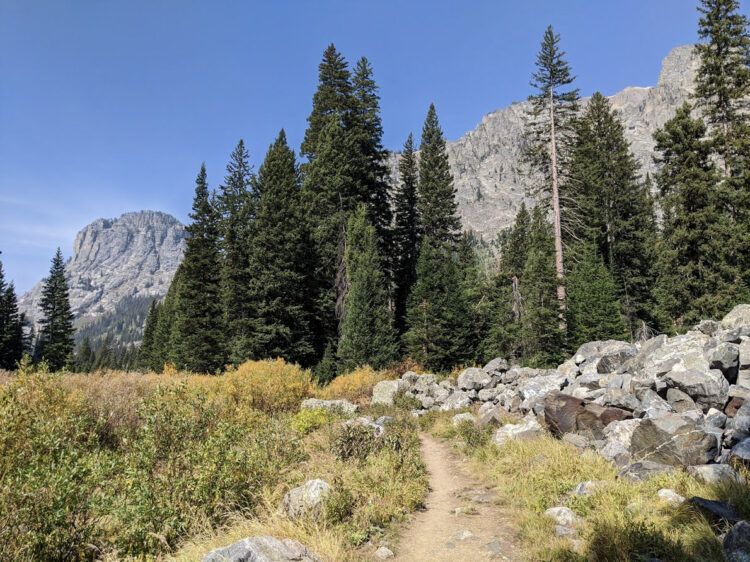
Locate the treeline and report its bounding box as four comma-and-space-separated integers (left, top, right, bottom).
138, 0, 750, 376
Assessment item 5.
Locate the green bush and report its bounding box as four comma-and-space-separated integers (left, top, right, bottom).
291, 407, 339, 435
331, 422, 380, 461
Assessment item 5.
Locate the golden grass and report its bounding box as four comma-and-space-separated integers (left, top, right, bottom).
315, 366, 392, 405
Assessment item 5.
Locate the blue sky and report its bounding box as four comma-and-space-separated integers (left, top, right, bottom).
1, 0, 745, 292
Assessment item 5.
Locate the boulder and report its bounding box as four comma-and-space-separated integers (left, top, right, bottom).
439, 390, 472, 411
518, 374, 566, 411
724, 520, 750, 562
477, 387, 502, 402
575, 403, 632, 440
723, 304, 750, 330
686, 497, 739, 525
493, 414, 543, 446
544, 506, 580, 527
371, 380, 407, 406
663, 368, 729, 411
731, 438, 750, 467
281, 479, 331, 519
695, 319, 723, 336
401, 371, 420, 385
300, 398, 358, 415
740, 339, 750, 370
665, 388, 699, 413
202, 536, 321, 562
598, 440, 632, 467
594, 388, 640, 411
543, 392, 585, 437
457, 367, 492, 390
618, 460, 673, 481
687, 464, 740, 484
706, 408, 728, 428
413, 374, 438, 394
452, 412, 477, 427
478, 403, 505, 427
736, 402, 750, 433
634, 389, 674, 418
657, 488, 685, 506
374, 546, 395, 560
483, 357, 509, 374
708, 343, 740, 383
630, 413, 718, 466
603, 419, 643, 449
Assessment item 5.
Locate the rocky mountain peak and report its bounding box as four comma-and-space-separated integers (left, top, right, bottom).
19, 210, 186, 341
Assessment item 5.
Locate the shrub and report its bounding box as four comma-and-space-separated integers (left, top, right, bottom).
222, 359, 314, 414
455, 420, 492, 450
331, 423, 380, 461
316, 366, 388, 404
291, 408, 339, 435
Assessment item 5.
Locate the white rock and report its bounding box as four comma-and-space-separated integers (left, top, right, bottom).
544, 506, 580, 527
657, 488, 685, 506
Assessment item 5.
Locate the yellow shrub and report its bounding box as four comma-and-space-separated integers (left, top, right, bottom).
290, 408, 339, 435
222, 359, 314, 414
316, 366, 389, 404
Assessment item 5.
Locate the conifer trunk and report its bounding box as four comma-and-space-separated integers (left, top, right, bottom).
548, 92, 566, 307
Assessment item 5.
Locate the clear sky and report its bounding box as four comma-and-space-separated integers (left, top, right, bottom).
1, 0, 746, 292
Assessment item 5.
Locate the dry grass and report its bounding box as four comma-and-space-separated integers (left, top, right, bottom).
315, 366, 392, 405
441, 429, 741, 561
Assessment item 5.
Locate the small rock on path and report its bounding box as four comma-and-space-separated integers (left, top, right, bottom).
391, 433, 521, 561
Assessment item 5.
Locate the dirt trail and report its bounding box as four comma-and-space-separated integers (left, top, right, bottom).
390, 433, 521, 561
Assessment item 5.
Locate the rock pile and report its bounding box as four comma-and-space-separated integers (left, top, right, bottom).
377, 305, 750, 481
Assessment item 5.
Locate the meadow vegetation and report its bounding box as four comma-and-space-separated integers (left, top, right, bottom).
0, 361, 427, 561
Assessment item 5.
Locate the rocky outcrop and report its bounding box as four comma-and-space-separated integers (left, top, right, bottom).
389, 45, 698, 241
19, 211, 186, 345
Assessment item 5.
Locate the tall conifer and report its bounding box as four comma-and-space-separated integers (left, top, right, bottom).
36, 248, 75, 370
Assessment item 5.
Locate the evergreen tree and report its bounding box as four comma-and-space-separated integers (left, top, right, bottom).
337, 205, 397, 371
404, 238, 473, 371
520, 207, 565, 367
151, 266, 183, 370
0, 258, 23, 370
653, 103, 748, 327
36, 248, 75, 371
174, 164, 226, 373
456, 232, 485, 363
246, 130, 316, 365
392, 133, 420, 336
566, 244, 628, 349
526, 25, 580, 307
566, 92, 658, 336
139, 300, 160, 371
417, 104, 462, 244
216, 140, 255, 363
76, 337, 94, 372
302, 116, 361, 359
482, 204, 530, 361
301, 44, 354, 162
351, 57, 392, 263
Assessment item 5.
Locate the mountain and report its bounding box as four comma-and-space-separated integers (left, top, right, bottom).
19, 211, 186, 346
425, 44, 698, 240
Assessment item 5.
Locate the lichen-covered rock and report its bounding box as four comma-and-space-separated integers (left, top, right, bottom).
483, 357, 509, 374
281, 479, 331, 519
371, 380, 407, 406
493, 414, 542, 446
687, 464, 740, 484
457, 367, 492, 390
723, 305, 750, 330
630, 413, 718, 466
663, 369, 729, 411
202, 536, 321, 562
544, 506, 580, 527
439, 390, 472, 411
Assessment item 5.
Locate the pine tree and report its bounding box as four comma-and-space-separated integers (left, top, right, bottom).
404, 238, 473, 372
76, 337, 94, 372
351, 57, 392, 264
566, 92, 658, 336
337, 205, 397, 372
151, 266, 183, 370
566, 244, 628, 349
36, 248, 75, 371
216, 140, 255, 363
139, 299, 160, 371
246, 130, 316, 365
526, 25, 580, 308
520, 207, 565, 367
417, 104, 462, 244
302, 116, 361, 359
301, 44, 354, 162
0, 258, 23, 370
482, 204, 530, 361
392, 133, 420, 336
653, 103, 748, 327
174, 164, 226, 373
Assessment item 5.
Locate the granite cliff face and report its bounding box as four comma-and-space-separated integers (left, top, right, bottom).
416, 45, 699, 239
19, 211, 186, 342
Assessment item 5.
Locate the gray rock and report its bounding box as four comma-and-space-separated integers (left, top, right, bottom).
724, 520, 750, 562
493, 414, 543, 446
202, 536, 321, 562
401, 371, 420, 385
477, 387, 502, 402
281, 480, 331, 519
695, 319, 722, 336
570, 480, 604, 496
374, 546, 394, 560
483, 357, 509, 374
740, 340, 750, 370
594, 388, 641, 411
603, 419, 643, 449
300, 398, 358, 415
562, 433, 592, 451
544, 506, 580, 527
478, 402, 505, 426
371, 380, 407, 406
735, 402, 750, 433
439, 390, 472, 411
457, 367, 492, 390
657, 488, 685, 506
518, 374, 567, 411
686, 497, 739, 524
706, 408, 728, 428
413, 374, 438, 394
634, 389, 674, 419
731, 438, 750, 467
663, 368, 729, 411
723, 305, 750, 330
687, 464, 740, 484
665, 388, 699, 413
618, 460, 673, 481
630, 413, 718, 466
708, 343, 740, 383
599, 440, 632, 467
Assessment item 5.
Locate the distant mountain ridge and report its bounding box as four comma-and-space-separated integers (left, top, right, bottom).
19, 210, 186, 346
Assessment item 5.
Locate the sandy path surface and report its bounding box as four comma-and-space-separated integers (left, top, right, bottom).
390, 433, 522, 561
